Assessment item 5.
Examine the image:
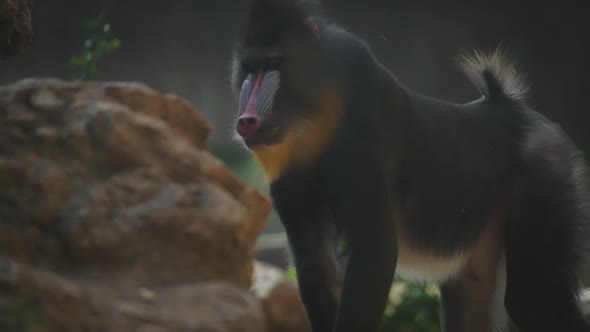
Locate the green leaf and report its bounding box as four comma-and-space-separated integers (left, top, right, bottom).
110, 39, 121, 49
69, 16, 121, 81
94, 44, 106, 58
69, 56, 83, 68
84, 19, 99, 30
285, 265, 297, 282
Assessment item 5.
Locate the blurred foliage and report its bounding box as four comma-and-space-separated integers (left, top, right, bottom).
210, 145, 268, 194
285, 264, 297, 282
69, 17, 120, 80
382, 283, 440, 332
285, 264, 441, 332
210, 145, 286, 234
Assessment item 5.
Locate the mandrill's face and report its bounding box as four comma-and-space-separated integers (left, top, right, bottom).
233, 56, 287, 148
229, 1, 344, 182
230, 1, 324, 150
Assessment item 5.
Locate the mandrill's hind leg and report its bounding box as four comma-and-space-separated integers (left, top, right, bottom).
440, 211, 507, 332
503, 166, 590, 332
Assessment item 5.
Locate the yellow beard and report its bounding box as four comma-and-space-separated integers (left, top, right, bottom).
250, 90, 344, 182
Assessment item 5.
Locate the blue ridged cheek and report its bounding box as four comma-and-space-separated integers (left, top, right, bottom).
257, 71, 281, 117
238, 71, 281, 117
239, 74, 253, 115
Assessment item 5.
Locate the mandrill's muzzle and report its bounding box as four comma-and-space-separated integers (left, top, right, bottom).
236, 69, 281, 139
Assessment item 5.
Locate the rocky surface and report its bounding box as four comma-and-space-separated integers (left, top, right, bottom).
0, 258, 268, 332
0, 0, 32, 58
0, 78, 308, 332
252, 262, 310, 332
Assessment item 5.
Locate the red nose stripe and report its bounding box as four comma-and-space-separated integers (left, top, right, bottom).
243, 69, 265, 117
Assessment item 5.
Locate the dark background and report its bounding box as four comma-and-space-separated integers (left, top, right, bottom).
2, 1, 589, 238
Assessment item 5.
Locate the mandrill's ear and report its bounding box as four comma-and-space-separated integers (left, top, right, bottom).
304, 16, 320, 39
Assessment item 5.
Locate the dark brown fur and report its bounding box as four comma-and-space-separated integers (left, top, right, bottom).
230, 1, 590, 331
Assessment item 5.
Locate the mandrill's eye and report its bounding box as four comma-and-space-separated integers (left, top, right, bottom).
264, 56, 284, 71
241, 60, 257, 74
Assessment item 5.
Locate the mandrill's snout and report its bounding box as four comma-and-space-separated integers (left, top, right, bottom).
236, 114, 261, 138
236, 69, 280, 139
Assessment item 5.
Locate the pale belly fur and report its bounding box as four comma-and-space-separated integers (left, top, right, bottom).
393, 216, 513, 331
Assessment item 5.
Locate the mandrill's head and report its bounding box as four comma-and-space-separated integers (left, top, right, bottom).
230, 0, 345, 181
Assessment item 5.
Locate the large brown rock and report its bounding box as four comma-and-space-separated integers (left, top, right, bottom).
0, 78, 272, 331
0, 258, 268, 332
0, 0, 32, 58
